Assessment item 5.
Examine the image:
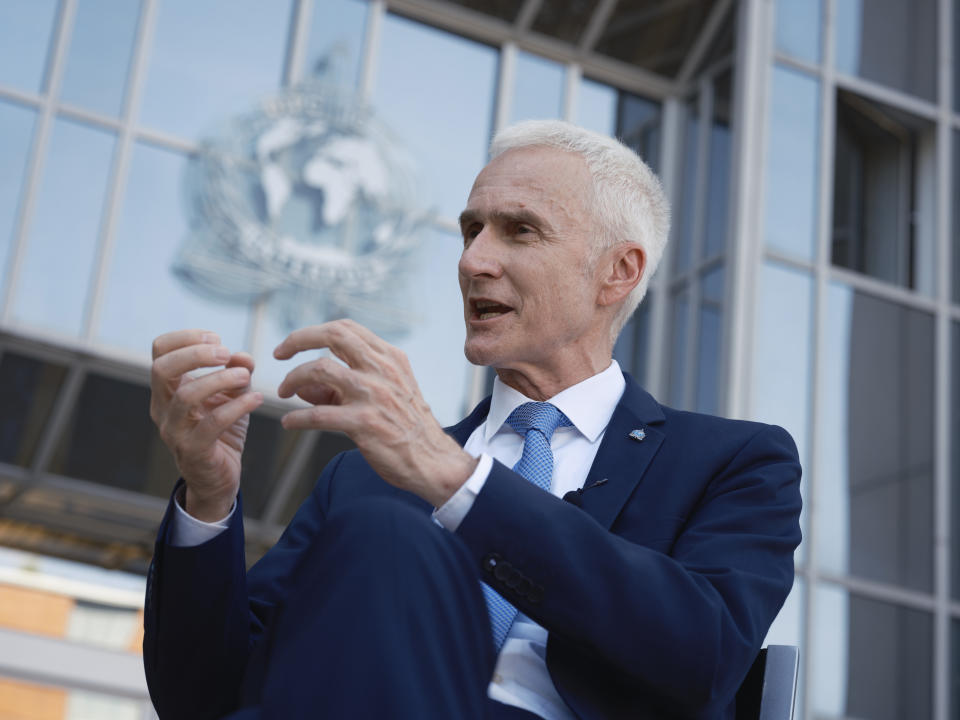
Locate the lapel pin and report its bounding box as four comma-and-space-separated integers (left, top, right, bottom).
629, 428, 646, 442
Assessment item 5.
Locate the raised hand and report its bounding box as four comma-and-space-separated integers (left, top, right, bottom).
274, 319, 477, 507
150, 330, 263, 521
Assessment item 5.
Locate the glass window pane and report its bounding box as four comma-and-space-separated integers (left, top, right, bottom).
674, 104, 698, 276
510, 50, 564, 124
373, 14, 497, 221
952, 322, 960, 599
954, 131, 960, 305
96, 142, 250, 357
817, 284, 934, 592
576, 78, 616, 136
774, 0, 821, 64
695, 302, 721, 415
11, 118, 115, 337
0, 0, 58, 94
238, 416, 300, 520
835, 0, 937, 102
953, 619, 960, 718
59, 0, 140, 117
617, 92, 660, 172
0, 101, 37, 293
832, 91, 936, 295
139, 0, 292, 140
764, 65, 819, 261
0, 353, 68, 468
751, 262, 813, 561
48, 373, 178, 499
275, 431, 356, 527
667, 290, 689, 407
300, 0, 368, 89
704, 72, 732, 259
613, 298, 651, 385
812, 585, 932, 720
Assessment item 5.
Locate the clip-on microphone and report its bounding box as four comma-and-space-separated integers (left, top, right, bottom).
562, 478, 608, 507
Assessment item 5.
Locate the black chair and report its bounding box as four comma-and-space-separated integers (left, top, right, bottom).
735, 645, 800, 720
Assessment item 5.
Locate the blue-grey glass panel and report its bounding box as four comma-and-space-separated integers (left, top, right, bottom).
704, 119, 731, 259
617, 93, 660, 172
576, 78, 616, 136
0, 101, 37, 294
954, 131, 960, 304
256, 227, 472, 428
817, 283, 934, 592
59, 0, 140, 117
96, 142, 249, 356
236, 416, 300, 520
695, 304, 720, 415
835, 0, 936, 102
952, 322, 960, 599
0, 0, 58, 93
774, 0, 821, 64
752, 262, 813, 561
0, 352, 68, 468
832, 91, 936, 296
613, 298, 651, 385
300, 0, 367, 88
674, 106, 698, 276
374, 14, 497, 221
813, 585, 932, 720
139, 0, 292, 140
764, 65, 819, 262
11, 118, 115, 336
667, 290, 689, 408
510, 50, 564, 124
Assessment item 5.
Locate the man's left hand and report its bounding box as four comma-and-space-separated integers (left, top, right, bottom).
275, 319, 478, 507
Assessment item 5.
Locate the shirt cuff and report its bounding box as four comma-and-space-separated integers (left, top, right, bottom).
169, 487, 236, 547
432, 453, 493, 531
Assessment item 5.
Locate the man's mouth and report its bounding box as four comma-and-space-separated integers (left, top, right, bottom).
472, 299, 514, 321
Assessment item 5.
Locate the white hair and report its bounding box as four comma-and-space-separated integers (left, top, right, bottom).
489, 120, 671, 341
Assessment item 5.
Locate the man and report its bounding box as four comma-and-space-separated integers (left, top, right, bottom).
144, 120, 801, 719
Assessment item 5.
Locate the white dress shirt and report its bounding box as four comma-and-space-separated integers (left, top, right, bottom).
170, 360, 627, 720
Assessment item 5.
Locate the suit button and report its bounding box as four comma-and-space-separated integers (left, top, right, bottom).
505, 568, 522, 589
517, 577, 533, 596
482, 553, 501, 573
494, 561, 513, 582
528, 585, 544, 604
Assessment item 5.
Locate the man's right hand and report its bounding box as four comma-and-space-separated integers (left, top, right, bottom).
150, 330, 264, 522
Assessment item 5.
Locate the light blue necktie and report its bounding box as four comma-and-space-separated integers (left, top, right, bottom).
482, 401, 572, 652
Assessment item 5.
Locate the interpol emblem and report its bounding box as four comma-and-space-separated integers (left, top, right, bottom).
175, 78, 428, 335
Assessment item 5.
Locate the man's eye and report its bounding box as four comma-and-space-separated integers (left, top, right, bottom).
517, 224, 534, 234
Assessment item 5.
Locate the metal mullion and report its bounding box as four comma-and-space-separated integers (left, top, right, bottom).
0, 0, 78, 324
773, 52, 821, 79
826, 266, 941, 314
814, 571, 939, 614
805, 0, 837, 715
515, 0, 542, 33
645, 97, 682, 398
764, 249, 817, 274
260, 430, 319, 525
578, 0, 618, 54
283, 0, 313, 87
561, 63, 580, 122
833, 72, 940, 122
81, 0, 157, 344
676, 0, 734, 87
0, 85, 44, 109
54, 102, 124, 132
933, 1, 953, 718
29, 365, 86, 477
680, 79, 712, 410
359, 0, 386, 103
131, 126, 200, 155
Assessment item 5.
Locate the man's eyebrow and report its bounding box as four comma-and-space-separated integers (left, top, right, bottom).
457, 208, 552, 232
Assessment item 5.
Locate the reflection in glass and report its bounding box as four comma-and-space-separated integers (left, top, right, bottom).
12, 119, 115, 337
96, 142, 250, 357
0, 0, 58, 93
835, 0, 936, 102
952, 323, 960, 599
0, 353, 68, 468
139, 0, 292, 140
59, 0, 140, 117
374, 14, 496, 221
510, 51, 564, 124
618, 93, 660, 172
817, 283, 934, 592
832, 91, 936, 295
576, 78, 617, 136
774, 0, 821, 64
813, 585, 931, 719
764, 65, 819, 261
300, 0, 368, 89
0, 101, 37, 292
49, 373, 179, 498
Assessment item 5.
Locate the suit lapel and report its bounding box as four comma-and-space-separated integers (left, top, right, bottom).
446, 396, 492, 447
578, 375, 666, 529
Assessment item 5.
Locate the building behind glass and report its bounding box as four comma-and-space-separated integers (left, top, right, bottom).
0, 1, 957, 718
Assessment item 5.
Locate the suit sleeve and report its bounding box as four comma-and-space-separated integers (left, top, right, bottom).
142, 455, 344, 719
454, 423, 802, 715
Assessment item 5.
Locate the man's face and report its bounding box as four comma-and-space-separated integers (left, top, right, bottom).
458, 146, 606, 380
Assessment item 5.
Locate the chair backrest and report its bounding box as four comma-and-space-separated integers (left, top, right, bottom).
734, 645, 799, 720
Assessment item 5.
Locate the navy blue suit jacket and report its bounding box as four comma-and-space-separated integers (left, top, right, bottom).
144, 374, 802, 719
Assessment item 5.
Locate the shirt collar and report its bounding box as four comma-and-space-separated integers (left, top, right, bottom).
483, 360, 626, 443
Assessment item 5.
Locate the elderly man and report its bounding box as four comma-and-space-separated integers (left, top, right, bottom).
144, 121, 801, 720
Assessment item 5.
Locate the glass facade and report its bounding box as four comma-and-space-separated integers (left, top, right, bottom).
0, 1, 956, 717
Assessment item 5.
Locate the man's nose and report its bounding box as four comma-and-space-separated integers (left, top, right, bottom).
458, 229, 502, 278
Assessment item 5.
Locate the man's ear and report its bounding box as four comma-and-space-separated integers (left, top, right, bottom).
597, 243, 646, 307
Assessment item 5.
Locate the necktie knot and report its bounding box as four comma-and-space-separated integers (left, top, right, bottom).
505, 402, 572, 442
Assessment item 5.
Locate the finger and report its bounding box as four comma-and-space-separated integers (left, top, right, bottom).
171, 366, 253, 417
277, 357, 355, 400
152, 329, 220, 360
225, 351, 255, 373
280, 404, 356, 432
274, 320, 385, 371
295, 384, 341, 406
190, 391, 264, 448
152, 344, 233, 391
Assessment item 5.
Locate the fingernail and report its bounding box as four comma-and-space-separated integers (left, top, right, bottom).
214, 346, 231, 361
202, 333, 220, 344
230, 367, 248, 379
